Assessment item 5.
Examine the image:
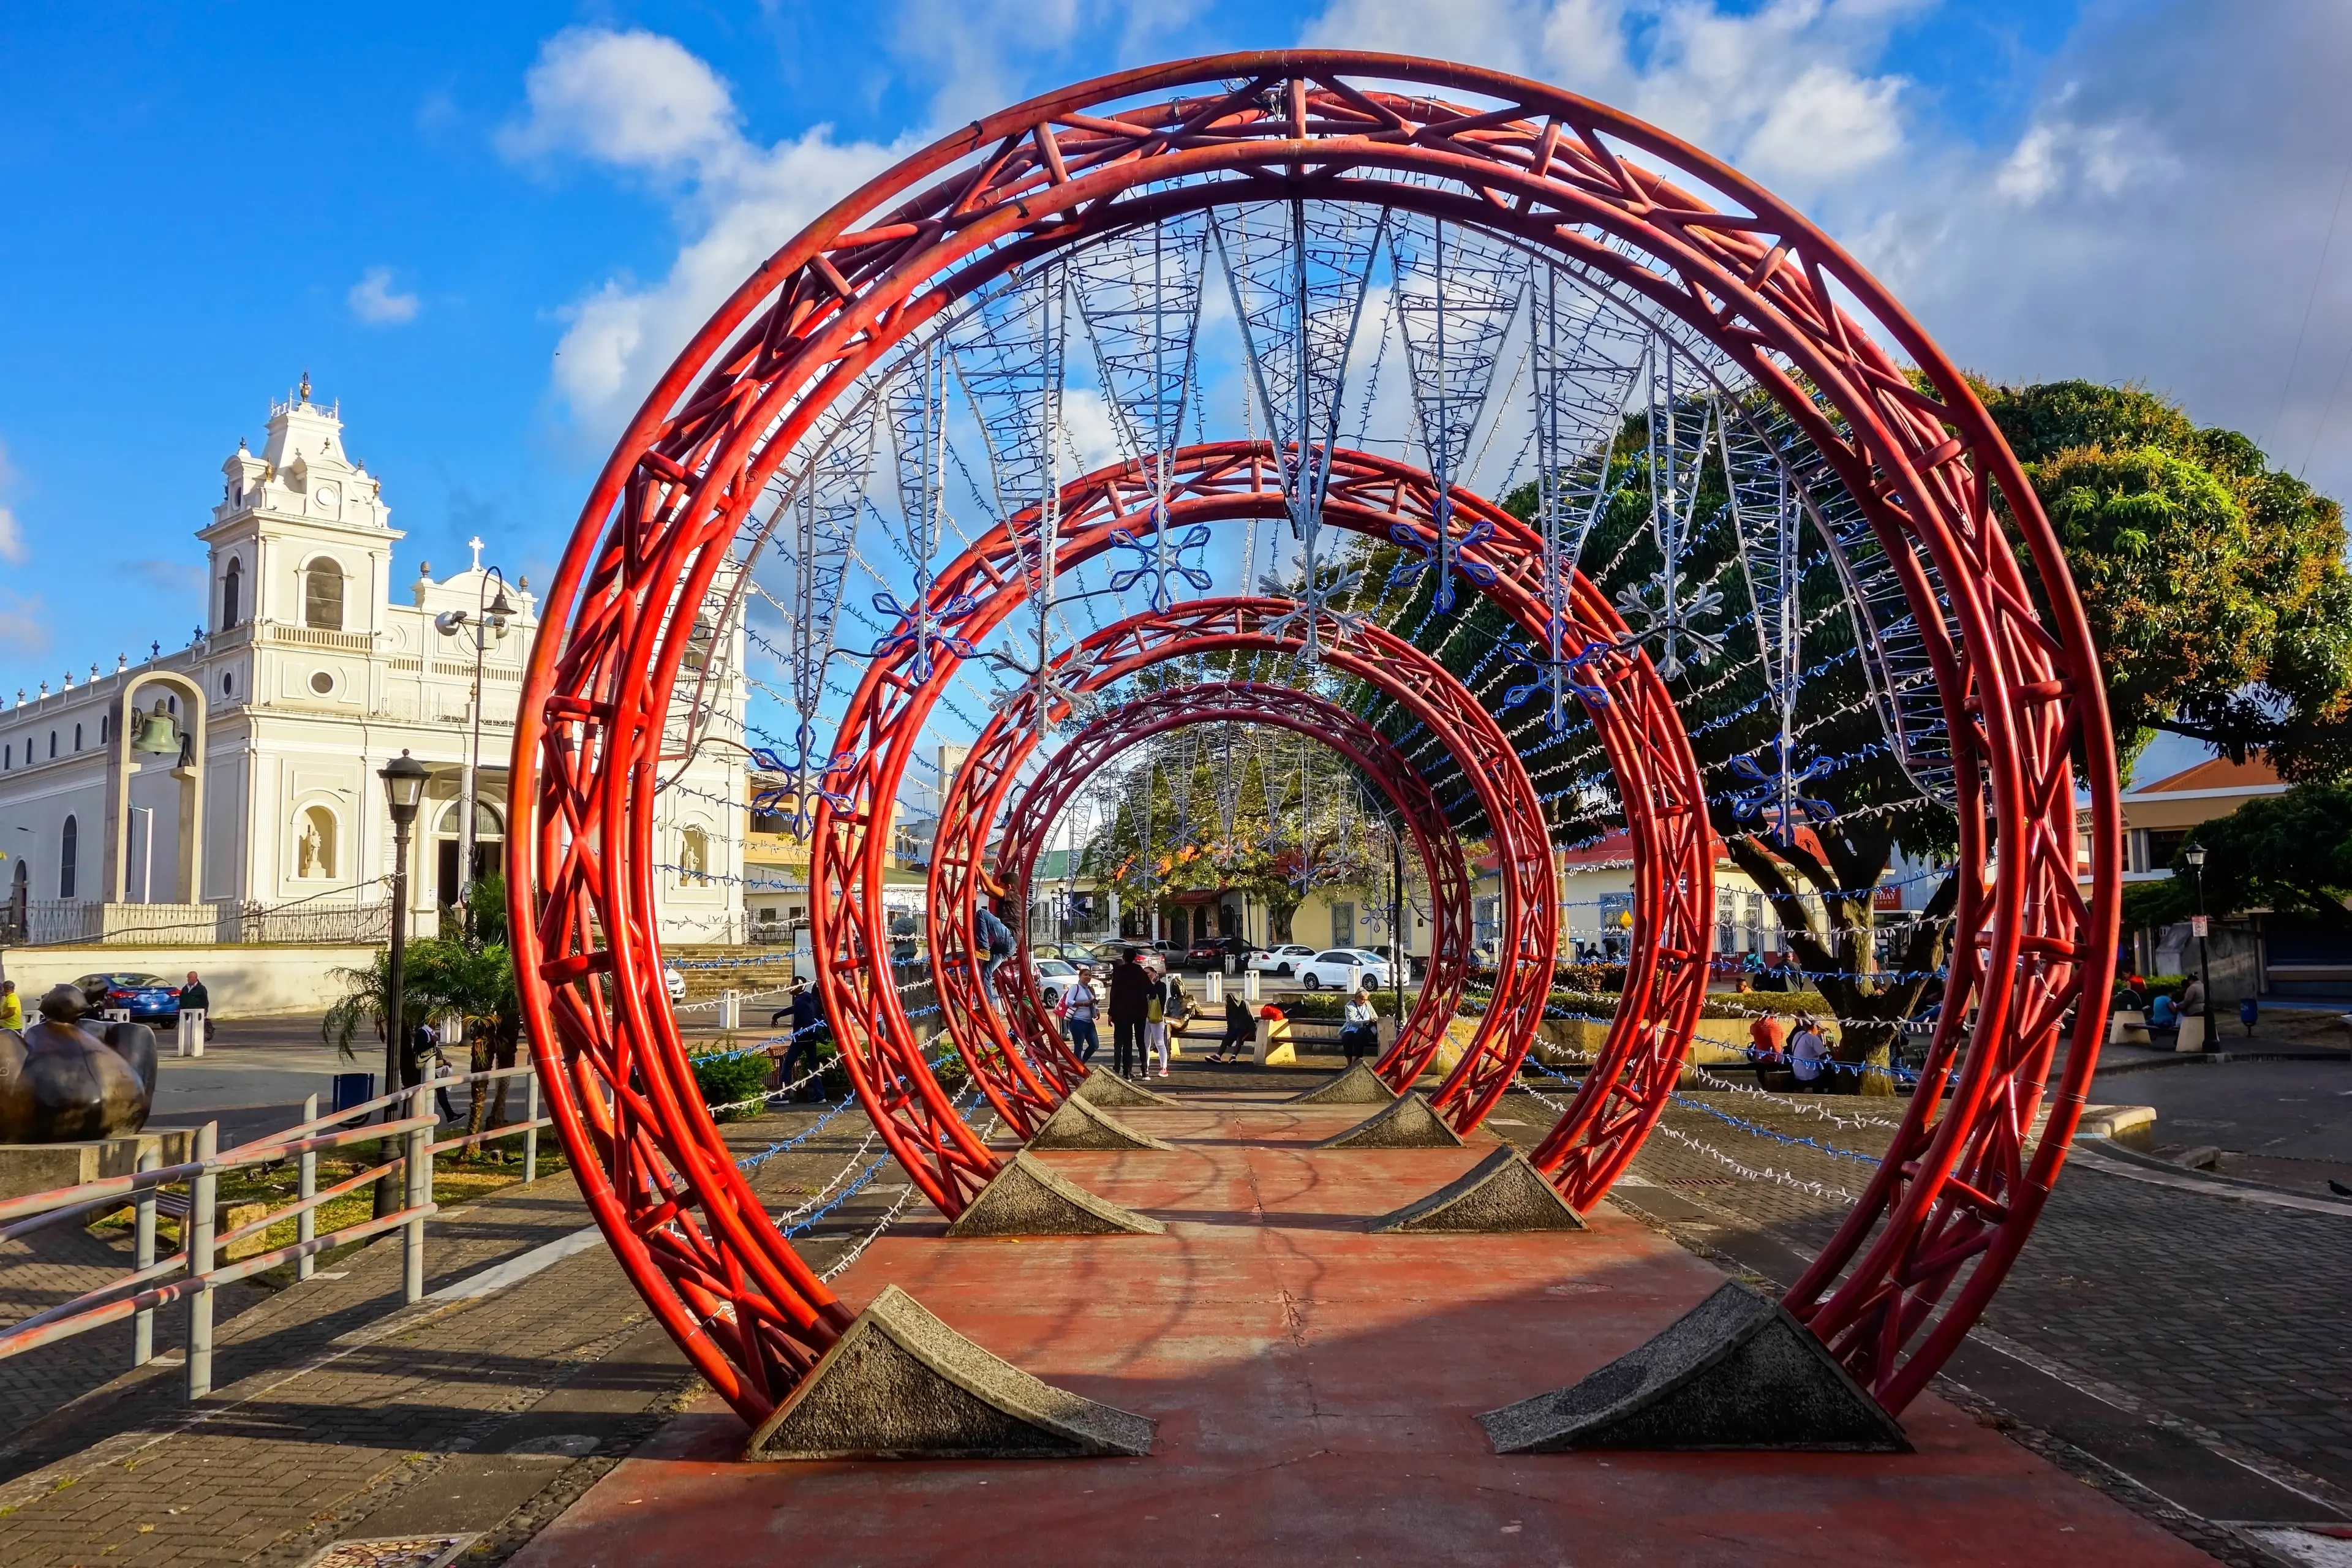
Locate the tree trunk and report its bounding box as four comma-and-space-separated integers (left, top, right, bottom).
1723, 829, 1958, 1098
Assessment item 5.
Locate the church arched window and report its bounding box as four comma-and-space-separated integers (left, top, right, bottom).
222, 559, 243, 629
295, 805, 337, 880
59, 815, 76, 899
303, 558, 344, 631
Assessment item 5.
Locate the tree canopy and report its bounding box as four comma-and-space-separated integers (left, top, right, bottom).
1978, 379, 2352, 780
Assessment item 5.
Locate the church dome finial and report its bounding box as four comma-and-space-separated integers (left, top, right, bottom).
299, 369, 312, 403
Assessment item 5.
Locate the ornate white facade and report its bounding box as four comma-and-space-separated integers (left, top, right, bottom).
0, 384, 745, 945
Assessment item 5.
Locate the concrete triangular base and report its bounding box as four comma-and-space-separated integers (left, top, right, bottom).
1287, 1061, 1400, 1106
1314, 1091, 1464, 1150
1477, 1281, 1909, 1453
1071, 1067, 1175, 1109
745, 1285, 1156, 1460
1026, 1093, 1175, 1152
945, 1152, 1166, 1238
1371, 1145, 1586, 1232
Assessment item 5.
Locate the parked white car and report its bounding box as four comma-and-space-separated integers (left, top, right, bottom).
1295, 949, 1393, 990
1033, 958, 1079, 1006
1250, 943, 1319, 977
664, 965, 687, 1005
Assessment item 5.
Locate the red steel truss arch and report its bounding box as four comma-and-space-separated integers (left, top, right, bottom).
928, 682, 1477, 1137
513, 53, 2119, 1420
833, 442, 1705, 1182
848, 597, 1554, 1200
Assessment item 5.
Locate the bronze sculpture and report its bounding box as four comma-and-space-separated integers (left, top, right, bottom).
0, 985, 158, 1144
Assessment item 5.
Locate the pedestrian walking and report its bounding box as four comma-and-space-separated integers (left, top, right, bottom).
1061, 965, 1101, 1063
1108, 948, 1153, 1079
771, 978, 829, 1101
179, 971, 215, 1041
1152, 971, 1188, 1077
1789, 1014, 1830, 1091
1340, 986, 1377, 1063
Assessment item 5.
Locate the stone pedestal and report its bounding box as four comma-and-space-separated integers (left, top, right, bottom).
0, 1128, 197, 1202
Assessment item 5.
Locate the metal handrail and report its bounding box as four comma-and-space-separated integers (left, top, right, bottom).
0, 1058, 551, 1398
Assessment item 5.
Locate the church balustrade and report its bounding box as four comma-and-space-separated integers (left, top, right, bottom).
262, 624, 374, 654
1, 897, 390, 947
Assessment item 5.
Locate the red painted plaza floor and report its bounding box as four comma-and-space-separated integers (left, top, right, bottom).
516, 1095, 2215, 1566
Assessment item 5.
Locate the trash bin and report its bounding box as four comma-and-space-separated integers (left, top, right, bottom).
331, 1072, 376, 1114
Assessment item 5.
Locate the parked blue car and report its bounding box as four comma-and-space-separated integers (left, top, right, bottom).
70, 972, 183, 1024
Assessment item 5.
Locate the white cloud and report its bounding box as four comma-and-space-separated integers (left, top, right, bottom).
0, 442, 23, 565
499, 28, 742, 178
504, 27, 904, 439
347, 266, 421, 326
0, 592, 47, 656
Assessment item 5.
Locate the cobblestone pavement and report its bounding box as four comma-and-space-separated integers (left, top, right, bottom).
6, 1049, 2350, 1564
0, 1094, 922, 1566
1487, 1059, 2352, 1556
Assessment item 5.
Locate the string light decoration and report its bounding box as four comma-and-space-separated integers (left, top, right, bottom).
515, 55, 2119, 1433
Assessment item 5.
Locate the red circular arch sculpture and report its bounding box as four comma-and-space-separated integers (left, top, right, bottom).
827, 442, 1707, 1197
843, 595, 1558, 1205
927, 680, 1479, 1136
513, 53, 2120, 1423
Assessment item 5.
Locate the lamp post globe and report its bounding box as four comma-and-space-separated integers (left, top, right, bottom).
2182, 842, 2212, 1052
375, 749, 428, 1214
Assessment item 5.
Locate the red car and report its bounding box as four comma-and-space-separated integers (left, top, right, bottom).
1182, 936, 1254, 970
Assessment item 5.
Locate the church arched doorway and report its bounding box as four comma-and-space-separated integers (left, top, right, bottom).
434, 799, 503, 908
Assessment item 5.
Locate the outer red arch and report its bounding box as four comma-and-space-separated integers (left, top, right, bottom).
512, 55, 2117, 1419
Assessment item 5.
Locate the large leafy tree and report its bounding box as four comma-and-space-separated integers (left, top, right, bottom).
1979, 379, 2352, 780
1076, 696, 1409, 945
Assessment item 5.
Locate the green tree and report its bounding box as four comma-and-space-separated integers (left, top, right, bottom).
2121, 779, 2352, 930
1979, 379, 2352, 780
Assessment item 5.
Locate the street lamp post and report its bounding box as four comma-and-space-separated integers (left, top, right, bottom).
375, 750, 428, 1217
1391, 820, 1406, 1020
434, 564, 516, 913
2184, 843, 2212, 1053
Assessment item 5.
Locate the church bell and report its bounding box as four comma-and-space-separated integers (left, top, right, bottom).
132, 707, 180, 756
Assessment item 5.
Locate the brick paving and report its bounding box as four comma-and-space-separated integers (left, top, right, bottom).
1489, 1064, 2352, 1507
4, 1049, 2348, 1563
0, 1096, 917, 1566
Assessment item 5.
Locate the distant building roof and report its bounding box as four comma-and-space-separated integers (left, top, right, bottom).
2126, 753, 2284, 797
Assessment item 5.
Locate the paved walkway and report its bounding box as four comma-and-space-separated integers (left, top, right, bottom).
4, 1052, 2348, 1564
521, 1091, 2212, 1567
0, 1096, 911, 1567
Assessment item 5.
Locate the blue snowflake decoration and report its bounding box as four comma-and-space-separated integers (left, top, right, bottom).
749, 722, 857, 839
1501, 633, 1616, 728
1385, 516, 1498, 615
869, 587, 979, 682
1106, 522, 1215, 611
1726, 748, 1837, 845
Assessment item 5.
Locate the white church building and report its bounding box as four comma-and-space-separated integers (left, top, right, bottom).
0, 382, 745, 949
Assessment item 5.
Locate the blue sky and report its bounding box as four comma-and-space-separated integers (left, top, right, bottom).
1, 0, 2343, 762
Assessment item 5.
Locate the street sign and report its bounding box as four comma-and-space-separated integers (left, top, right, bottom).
2190, 914, 2209, 937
